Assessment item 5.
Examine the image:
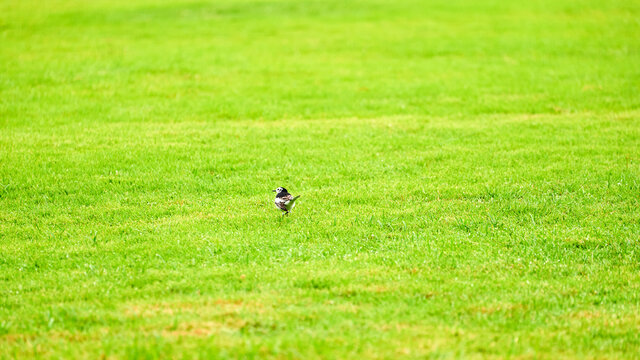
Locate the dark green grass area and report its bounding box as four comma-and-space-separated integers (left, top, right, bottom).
1, 0, 640, 358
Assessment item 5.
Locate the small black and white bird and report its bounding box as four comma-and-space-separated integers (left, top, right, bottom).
272, 187, 300, 215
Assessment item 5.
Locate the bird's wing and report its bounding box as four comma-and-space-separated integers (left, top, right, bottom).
275, 194, 293, 210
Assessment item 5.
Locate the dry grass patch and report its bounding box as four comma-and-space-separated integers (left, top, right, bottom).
124, 299, 248, 318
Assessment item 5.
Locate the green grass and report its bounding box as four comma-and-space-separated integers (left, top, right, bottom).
1, 0, 640, 358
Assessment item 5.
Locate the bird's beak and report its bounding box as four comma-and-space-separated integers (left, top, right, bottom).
272, 189, 276, 192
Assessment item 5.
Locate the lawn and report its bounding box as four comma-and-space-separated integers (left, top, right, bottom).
1, 0, 639, 358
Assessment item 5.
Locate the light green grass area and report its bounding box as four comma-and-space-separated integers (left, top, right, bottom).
1, 0, 640, 358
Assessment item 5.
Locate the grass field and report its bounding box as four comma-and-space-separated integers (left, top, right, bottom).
1, 0, 640, 358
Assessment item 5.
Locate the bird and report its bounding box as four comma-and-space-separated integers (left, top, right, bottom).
272, 187, 300, 215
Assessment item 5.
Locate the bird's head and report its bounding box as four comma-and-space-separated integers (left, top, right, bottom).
273, 187, 287, 194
